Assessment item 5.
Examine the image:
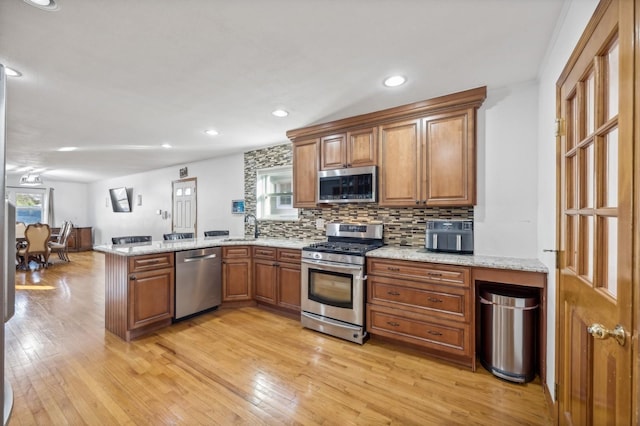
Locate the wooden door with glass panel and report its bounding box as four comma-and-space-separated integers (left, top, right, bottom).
556, 0, 635, 424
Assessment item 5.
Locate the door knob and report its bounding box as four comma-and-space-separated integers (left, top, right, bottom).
587, 323, 626, 346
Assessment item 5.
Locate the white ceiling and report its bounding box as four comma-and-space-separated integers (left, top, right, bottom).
0, 0, 566, 183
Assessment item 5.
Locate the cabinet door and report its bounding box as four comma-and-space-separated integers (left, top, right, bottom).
379, 119, 421, 206
253, 259, 277, 304
76, 227, 93, 251
222, 258, 252, 301
128, 268, 174, 329
423, 109, 475, 206
347, 127, 377, 168
320, 133, 346, 170
292, 138, 319, 208
66, 229, 78, 251
277, 261, 301, 311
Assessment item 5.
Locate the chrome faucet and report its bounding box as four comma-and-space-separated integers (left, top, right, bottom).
245, 213, 259, 239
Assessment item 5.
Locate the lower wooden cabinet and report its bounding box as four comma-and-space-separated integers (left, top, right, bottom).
222, 246, 252, 302
104, 252, 174, 341
51, 226, 93, 252
252, 247, 301, 313
128, 263, 175, 330
366, 257, 473, 368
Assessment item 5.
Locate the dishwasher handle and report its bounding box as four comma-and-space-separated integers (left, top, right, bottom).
183, 253, 218, 262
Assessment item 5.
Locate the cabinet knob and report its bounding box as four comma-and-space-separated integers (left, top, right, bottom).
130, 275, 136, 281
415, 200, 419, 205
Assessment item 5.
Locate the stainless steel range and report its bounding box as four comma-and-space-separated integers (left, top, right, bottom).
301, 223, 383, 344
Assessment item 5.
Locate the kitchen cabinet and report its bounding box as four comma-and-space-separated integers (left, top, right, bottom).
378, 119, 421, 206
320, 127, 377, 170
51, 226, 93, 251
287, 86, 486, 208
105, 252, 174, 341
423, 109, 476, 206
222, 246, 252, 302
378, 108, 476, 207
292, 138, 319, 208
252, 247, 301, 313
366, 257, 474, 368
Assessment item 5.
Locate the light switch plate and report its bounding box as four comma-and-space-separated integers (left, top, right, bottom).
315, 218, 325, 230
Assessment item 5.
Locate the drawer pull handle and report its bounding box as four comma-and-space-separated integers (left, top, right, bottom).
427, 272, 442, 277
387, 291, 400, 296
386, 321, 400, 327
427, 297, 443, 303
387, 267, 400, 272
427, 330, 442, 336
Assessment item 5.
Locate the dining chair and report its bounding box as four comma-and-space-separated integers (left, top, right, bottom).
49, 221, 73, 262
15, 222, 28, 252
111, 236, 152, 245
162, 232, 194, 240
204, 230, 229, 237
16, 223, 52, 270
15, 222, 27, 239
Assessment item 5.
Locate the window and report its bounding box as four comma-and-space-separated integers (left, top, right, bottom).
256, 166, 298, 220
8, 188, 47, 224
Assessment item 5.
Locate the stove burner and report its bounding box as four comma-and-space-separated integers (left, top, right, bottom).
304, 241, 382, 255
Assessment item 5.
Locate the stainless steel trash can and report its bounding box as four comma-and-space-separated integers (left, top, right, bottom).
479, 287, 538, 383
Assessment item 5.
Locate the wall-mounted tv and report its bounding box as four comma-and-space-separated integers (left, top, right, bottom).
109, 187, 132, 212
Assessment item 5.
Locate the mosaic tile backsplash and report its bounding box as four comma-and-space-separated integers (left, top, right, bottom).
244, 144, 473, 247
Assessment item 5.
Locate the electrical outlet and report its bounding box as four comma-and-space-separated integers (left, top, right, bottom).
315, 218, 325, 230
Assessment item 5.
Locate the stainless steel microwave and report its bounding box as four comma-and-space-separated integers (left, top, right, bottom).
317, 166, 377, 204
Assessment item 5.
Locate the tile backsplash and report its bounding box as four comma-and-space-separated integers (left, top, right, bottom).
244, 144, 473, 247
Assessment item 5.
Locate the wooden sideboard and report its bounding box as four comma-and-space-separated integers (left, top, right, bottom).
51, 226, 93, 252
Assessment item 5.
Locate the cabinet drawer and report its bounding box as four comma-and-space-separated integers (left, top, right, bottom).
223, 246, 251, 258
368, 275, 468, 321
277, 249, 301, 263
367, 258, 469, 287
367, 305, 471, 357
129, 253, 174, 273
253, 246, 277, 259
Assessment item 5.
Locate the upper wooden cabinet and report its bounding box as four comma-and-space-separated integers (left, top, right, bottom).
287, 86, 486, 207
292, 138, 319, 208
379, 108, 477, 207
320, 127, 377, 170
423, 109, 476, 206
379, 119, 421, 206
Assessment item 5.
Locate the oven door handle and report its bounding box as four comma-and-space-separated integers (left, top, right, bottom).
302, 258, 364, 271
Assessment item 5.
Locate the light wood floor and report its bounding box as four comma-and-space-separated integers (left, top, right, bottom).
7, 251, 552, 425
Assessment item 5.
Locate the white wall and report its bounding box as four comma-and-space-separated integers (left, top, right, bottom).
88, 152, 245, 245
474, 81, 539, 258
536, 0, 599, 400
6, 176, 90, 228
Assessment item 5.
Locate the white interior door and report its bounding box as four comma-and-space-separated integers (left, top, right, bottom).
172, 178, 197, 235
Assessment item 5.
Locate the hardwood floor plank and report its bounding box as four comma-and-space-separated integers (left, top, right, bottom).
6, 252, 552, 425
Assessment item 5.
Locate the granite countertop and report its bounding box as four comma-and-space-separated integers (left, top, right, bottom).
366, 246, 548, 274
93, 238, 548, 274
93, 237, 311, 256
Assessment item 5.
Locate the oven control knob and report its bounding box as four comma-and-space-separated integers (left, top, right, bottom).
312, 252, 322, 260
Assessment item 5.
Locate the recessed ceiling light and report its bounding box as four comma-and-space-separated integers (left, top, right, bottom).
272, 109, 289, 118
204, 129, 219, 136
383, 75, 407, 87
22, 0, 59, 11
161, 143, 172, 149
58, 146, 77, 152
4, 67, 22, 77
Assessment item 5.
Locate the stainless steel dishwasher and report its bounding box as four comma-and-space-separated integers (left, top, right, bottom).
175, 247, 222, 320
